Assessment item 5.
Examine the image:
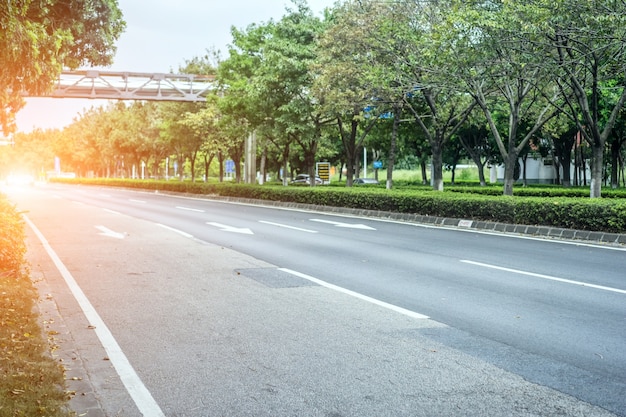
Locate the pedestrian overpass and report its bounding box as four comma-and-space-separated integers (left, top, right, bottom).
22, 70, 215, 102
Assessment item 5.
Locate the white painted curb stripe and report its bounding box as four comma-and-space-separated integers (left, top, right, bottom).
279, 268, 430, 319
24, 215, 165, 417
462, 260, 626, 295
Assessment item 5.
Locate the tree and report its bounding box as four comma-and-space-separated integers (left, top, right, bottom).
1, 0, 125, 133
312, 1, 384, 187
449, 0, 560, 195
260, 1, 328, 186
454, 120, 496, 187
543, 0, 626, 197
386, 0, 477, 192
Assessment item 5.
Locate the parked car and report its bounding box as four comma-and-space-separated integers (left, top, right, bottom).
291, 174, 323, 185
354, 178, 379, 185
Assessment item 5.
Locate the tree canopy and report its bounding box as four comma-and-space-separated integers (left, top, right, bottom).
1, 0, 125, 133
4, 0, 626, 197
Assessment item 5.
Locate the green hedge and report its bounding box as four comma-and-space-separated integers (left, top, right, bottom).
51, 178, 626, 233
0, 195, 26, 273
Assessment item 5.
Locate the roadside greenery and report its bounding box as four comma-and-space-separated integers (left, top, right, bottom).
0, 194, 72, 416
51, 178, 626, 233
1, 0, 125, 134
3, 0, 626, 201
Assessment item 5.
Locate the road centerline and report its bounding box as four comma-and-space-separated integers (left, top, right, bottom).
461, 260, 626, 295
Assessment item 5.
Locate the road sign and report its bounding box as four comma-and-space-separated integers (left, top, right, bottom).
225, 159, 235, 174
316, 162, 331, 183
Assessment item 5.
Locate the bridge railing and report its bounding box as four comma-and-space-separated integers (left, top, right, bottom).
27, 70, 216, 102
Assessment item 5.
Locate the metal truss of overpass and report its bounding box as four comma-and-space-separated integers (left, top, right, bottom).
25, 70, 215, 102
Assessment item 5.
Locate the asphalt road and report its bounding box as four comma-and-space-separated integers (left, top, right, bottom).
5, 182, 625, 417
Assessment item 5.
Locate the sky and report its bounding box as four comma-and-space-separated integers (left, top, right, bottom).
15, 0, 337, 133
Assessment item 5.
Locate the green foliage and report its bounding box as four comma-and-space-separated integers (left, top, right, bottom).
50, 178, 626, 233
1, 0, 125, 133
0, 197, 25, 273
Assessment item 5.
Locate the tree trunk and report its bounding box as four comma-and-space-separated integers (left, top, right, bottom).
503, 152, 519, 196
218, 151, 224, 182
431, 141, 444, 191
610, 139, 623, 189
386, 109, 400, 190
203, 153, 214, 182
420, 160, 428, 185
259, 146, 267, 185
589, 143, 603, 197
477, 160, 487, 187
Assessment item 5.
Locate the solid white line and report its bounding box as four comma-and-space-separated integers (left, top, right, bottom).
461, 260, 626, 295
23, 215, 165, 417
129, 199, 146, 204
156, 223, 194, 238
175, 206, 204, 213
279, 268, 430, 319
259, 220, 318, 233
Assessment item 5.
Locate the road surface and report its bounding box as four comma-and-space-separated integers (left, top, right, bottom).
5, 183, 625, 416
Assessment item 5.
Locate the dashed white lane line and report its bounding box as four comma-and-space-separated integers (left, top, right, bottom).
156, 223, 194, 238
462, 260, 626, 295
175, 206, 204, 213
259, 220, 318, 233
279, 268, 430, 320
23, 215, 165, 417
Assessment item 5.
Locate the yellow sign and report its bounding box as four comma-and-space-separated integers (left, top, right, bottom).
316, 162, 331, 183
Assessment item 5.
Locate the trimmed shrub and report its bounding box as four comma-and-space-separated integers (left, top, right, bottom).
50, 178, 626, 233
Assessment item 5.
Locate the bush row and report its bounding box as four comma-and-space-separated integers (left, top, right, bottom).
52, 178, 626, 233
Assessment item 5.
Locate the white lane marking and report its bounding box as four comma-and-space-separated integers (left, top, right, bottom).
461, 260, 626, 295
175, 206, 204, 213
23, 216, 165, 417
138, 192, 626, 251
310, 218, 376, 230
279, 268, 430, 319
156, 223, 194, 238
103, 208, 121, 215
206, 222, 254, 235
97, 193, 111, 197
259, 220, 318, 233
129, 199, 146, 204
95, 225, 125, 239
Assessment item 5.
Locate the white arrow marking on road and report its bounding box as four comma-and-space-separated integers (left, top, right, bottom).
309, 219, 376, 230
259, 220, 318, 233
95, 225, 125, 239
206, 222, 254, 235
